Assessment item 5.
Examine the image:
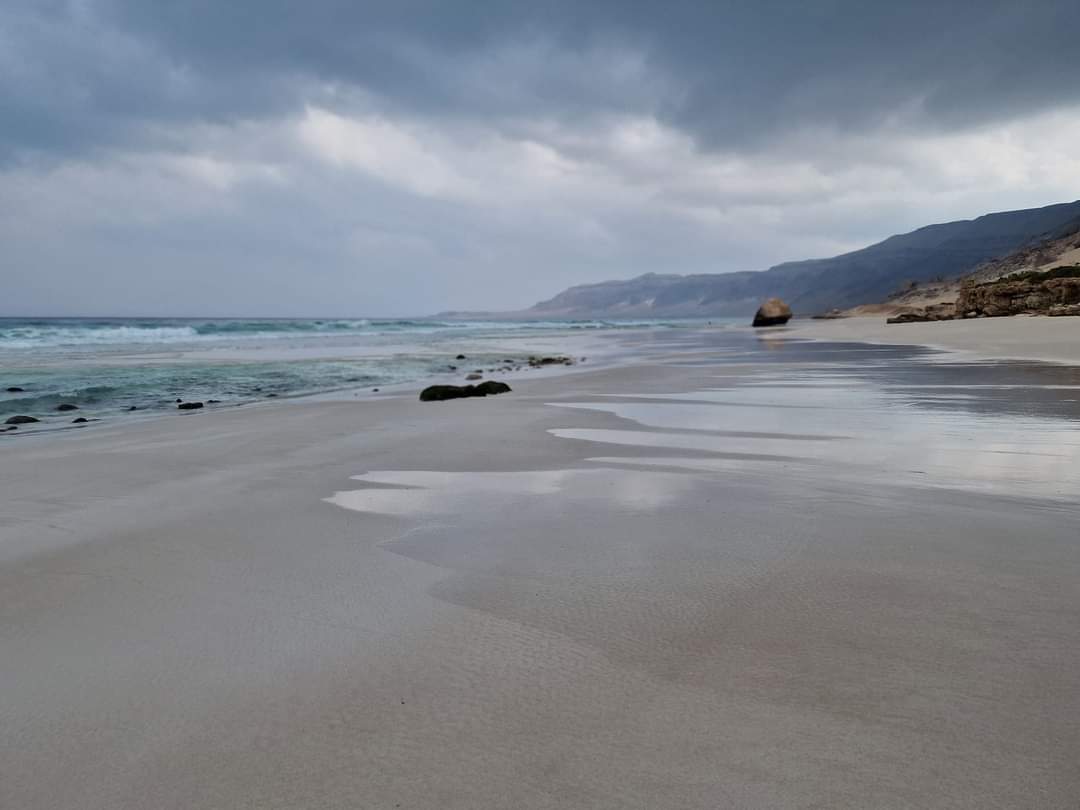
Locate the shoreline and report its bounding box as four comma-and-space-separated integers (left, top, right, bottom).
0, 326, 642, 438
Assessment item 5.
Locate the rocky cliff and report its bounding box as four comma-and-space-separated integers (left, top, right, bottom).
955, 267, 1080, 318
519, 201, 1080, 318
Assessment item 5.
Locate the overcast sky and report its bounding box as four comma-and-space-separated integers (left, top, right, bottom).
3, 1, 1080, 316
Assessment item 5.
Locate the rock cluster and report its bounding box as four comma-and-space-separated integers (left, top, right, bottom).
528, 356, 575, 367
886, 303, 957, 324
955, 270, 1080, 318
752, 298, 793, 327
419, 381, 512, 402
886, 267, 1080, 323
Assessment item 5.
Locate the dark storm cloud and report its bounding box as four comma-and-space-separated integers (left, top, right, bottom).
4, 1, 1080, 317
4, 0, 1080, 162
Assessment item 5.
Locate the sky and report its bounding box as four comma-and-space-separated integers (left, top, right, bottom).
3, 1, 1080, 317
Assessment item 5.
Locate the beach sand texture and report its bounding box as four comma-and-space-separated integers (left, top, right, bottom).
2, 325, 1080, 809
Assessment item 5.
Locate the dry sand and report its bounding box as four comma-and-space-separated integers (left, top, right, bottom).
2, 328, 1079, 809
791, 313, 1080, 364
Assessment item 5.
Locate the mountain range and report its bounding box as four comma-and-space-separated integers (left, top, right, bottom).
503, 200, 1080, 318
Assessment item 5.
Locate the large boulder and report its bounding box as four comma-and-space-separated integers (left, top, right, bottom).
5, 415, 39, 424
752, 298, 793, 327
419, 381, 511, 402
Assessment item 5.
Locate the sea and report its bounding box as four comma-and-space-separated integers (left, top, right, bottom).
0, 316, 720, 429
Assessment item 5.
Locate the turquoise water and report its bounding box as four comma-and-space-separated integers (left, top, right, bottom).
0, 316, 686, 350
0, 316, 720, 426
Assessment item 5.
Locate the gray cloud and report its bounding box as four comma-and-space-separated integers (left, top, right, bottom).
7, 1, 1080, 162
2, 1, 1080, 316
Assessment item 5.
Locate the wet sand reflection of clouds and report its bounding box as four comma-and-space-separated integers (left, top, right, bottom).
550, 373, 1080, 500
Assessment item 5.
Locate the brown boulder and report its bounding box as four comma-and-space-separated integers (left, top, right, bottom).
752, 298, 793, 327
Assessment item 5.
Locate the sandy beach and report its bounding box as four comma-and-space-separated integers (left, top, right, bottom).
3, 324, 1080, 809
791, 314, 1080, 364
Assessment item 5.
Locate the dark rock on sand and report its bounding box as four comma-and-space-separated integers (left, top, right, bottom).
5, 415, 39, 424
56, 403, 79, 412
752, 298, 793, 327
474, 381, 511, 395
528, 356, 575, 367
419, 381, 512, 401
6, 386, 25, 392
177, 402, 204, 410
456, 354, 467, 360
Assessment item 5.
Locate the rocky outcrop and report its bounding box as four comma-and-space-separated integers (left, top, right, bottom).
752, 298, 793, 327
955, 268, 1080, 318
886, 303, 957, 324
419, 381, 512, 402
528, 356, 575, 367
883, 267, 1080, 322
177, 401, 204, 410
5, 415, 39, 424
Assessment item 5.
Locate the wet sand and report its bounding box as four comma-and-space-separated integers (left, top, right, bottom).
2, 328, 1079, 808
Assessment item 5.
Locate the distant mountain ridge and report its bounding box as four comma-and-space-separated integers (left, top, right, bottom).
517, 201, 1080, 318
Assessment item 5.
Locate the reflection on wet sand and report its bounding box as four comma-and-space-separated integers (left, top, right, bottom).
318, 331, 1080, 807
